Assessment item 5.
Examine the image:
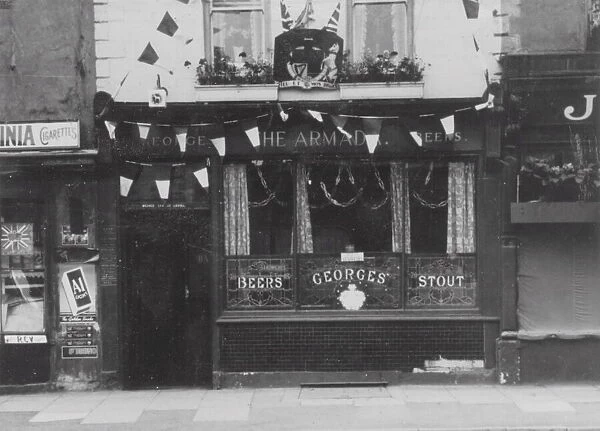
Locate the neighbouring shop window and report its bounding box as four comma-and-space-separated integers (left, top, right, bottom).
224, 159, 476, 311
352, 0, 408, 59
211, 0, 265, 61
1, 199, 46, 332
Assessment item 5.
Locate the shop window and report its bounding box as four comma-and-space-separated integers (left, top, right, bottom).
210, 0, 265, 61
352, 0, 408, 59
1, 200, 46, 333
224, 159, 477, 311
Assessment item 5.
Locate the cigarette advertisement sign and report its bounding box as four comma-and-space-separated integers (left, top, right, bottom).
0, 121, 79, 151
59, 263, 97, 321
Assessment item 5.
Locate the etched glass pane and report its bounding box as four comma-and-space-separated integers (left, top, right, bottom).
226, 257, 294, 309
406, 255, 476, 308
298, 254, 401, 310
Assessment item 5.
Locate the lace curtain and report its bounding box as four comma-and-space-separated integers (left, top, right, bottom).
353, 4, 368, 57
212, 11, 262, 59
296, 164, 314, 253
224, 164, 250, 255
353, 3, 407, 58
390, 162, 411, 253
446, 162, 475, 254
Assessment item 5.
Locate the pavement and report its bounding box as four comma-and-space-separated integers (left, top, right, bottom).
2, 384, 600, 430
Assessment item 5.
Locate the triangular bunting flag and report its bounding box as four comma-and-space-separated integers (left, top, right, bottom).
243, 120, 260, 149
307, 110, 323, 122
193, 167, 209, 190
280, 0, 294, 30
440, 115, 455, 137
211, 136, 226, 157
330, 115, 352, 139
323, 2, 341, 33
409, 131, 423, 147
138, 123, 151, 139
153, 165, 172, 200
157, 12, 178, 37
174, 127, 187, 152
105, 121, 117, 139
362, 118, 383, 154
137, 42, 174, 74
475, 102, 488, 111
120, 177, 134, 197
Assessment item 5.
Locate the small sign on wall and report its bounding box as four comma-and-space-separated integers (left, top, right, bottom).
60, 265, 95, 317
4, 334, 47, 344
61, 345, 98, 359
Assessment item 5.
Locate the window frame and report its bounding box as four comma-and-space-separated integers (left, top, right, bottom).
221, 157, 479, 313
205, 0, 270, 63
346, 0, 414, 61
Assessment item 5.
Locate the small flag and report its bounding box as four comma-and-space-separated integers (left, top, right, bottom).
440, 114, 455, 138
243, 120, 260, 149
331, 115, 352, 139
157, 11, 194, 44
137, 42, 173, 74
153, 165, 172, 200
174, 127, 187, 152
120, 177, 134, 197
105, 121, 117, 139
307, 110, 323, 122
362, 117, 383, 154
409, 131, 422, 147
193, 167, 209, 190
323, 2, 341, 33
280, 0, 294, 30
211, 136, 226, 157
292, 0, 315, 29
138, 123, 151, 140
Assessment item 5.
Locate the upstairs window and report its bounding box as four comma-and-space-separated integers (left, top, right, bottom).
210, 0, 265, 62
352, 0, 409, 59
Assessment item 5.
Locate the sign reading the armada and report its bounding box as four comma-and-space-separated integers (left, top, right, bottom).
0, 121, 79, 150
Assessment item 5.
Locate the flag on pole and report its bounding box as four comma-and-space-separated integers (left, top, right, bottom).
292, 0, 315, 29
323, 2, 341, 33
105, 121, 117, 139
280, 0, 294, 30
362, 118, 383, 154
157, 11, 193, 44
137, 42, 174, 74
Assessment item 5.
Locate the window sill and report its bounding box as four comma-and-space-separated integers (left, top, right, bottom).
217, 309, 496, 323
194, 83, 279, 102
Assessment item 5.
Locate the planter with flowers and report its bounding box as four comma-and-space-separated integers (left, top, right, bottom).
338, 53, 425, 100
511, 157, 600, 223
194, 57, 278, 102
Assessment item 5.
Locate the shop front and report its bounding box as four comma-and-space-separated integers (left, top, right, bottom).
0, 121, 99, 388
106, 99, 502, 387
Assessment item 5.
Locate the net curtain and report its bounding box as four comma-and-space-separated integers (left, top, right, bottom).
446, 162, 475, 254
223, 164, 250, 255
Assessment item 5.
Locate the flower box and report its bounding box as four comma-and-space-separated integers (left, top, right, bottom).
194, 84, 279, 102
510, 202, 600, 224
339, 82, 424, 100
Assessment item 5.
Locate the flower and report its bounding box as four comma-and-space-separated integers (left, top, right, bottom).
339, 51, 425, 83
196, 56, 274, 85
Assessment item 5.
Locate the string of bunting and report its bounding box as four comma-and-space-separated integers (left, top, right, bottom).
119, 159, 210, 199
105, 98, 495, 156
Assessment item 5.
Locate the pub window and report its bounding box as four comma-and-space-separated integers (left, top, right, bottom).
0, 198, 46, 333
210, 0, 265, 61
352, 0, 409, 59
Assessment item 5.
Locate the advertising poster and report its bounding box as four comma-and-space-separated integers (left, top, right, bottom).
58, 263, 97, 322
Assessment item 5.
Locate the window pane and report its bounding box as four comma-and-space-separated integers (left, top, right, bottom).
353, 2, 407, 58
212, 11, 264, 60
224, 161, 293, 256
1, 200, 45, 333
308, 163, 392, 253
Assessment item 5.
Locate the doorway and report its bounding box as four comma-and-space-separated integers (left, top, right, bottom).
121, 209, 211, 388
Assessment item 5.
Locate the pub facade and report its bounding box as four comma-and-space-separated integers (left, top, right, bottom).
94, 0, 506, 388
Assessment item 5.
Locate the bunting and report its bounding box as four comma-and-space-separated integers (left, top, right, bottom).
157, 11, 193, 44
153, 165, 173, 199
307, 110, 323, 122
105, 121, 117, 140
137, 42, 173, 75
362, 117, 383, 154
440, 114, 455, 138
119, 162, 142, 197
243, 119, 261, 149
138, 123, 151, 140
330, 115, 352, 139
174, 126, 188, 152
193, 167, 210, 190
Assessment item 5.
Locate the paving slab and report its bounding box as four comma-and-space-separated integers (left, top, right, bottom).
546, 384, 600, 403
145, 389, 207, 410
193, 405, 251, 422
29, 393, 108, 422
0, 394, 59, 412
201, 388, 253, 406
388, 385, 457, 403
499, 386, 576, 413
81, 392, 158, 424
445, 385, 513, 404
